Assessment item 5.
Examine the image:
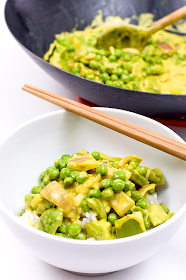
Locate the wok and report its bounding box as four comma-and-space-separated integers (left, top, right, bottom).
4, 0, 186, 117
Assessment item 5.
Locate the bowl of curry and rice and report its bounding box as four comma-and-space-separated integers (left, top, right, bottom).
0, 108, 186, 275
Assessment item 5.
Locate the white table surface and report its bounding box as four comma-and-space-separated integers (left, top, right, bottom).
0, 1, 186, 279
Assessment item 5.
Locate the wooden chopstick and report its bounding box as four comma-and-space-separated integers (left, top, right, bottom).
22, 84, 186, 161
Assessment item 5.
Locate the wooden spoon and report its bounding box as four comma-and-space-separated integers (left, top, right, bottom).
96, 6, 186, 50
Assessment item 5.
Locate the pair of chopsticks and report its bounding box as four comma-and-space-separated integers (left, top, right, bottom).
22, 84, 186, 161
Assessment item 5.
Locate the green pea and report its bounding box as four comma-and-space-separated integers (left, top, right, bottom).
144, 217, 151, 229
56, 37, 65, 45
88, 189, 101, 198
55, 47, 62, 53
67, 224, 81, 237
67, 45, 75, 52
108, 213, 118, 225
91, 151, 101, 160
64, 177, 73, 188
96, 54, 102, 61
48, 169, 59, 180
46, 166, 56, 175
101, 72, 110, 82
113, 170, 126, 181
123, 53, 132, 62
99, 50, 107, 56
147, 188, 155, 194
131, 190, 142, 201
123, 180, 132, 192
54, 159, 66, 169
120, 74, 130, 84
109, 161, 119, 168
146, 37, 153, 45
155, 57, 162, 64
40, 182, 45, 191
140, 53, 146, 60
137, 166, 147, 177
61, 154, 71, 163
43, 175, 51, 186
124, 64, 132, 72
31, 186, 40, 194
74, 232, 87, 240
123, 69, 129, 75
89, 60, 99, 69
125, 210, 132, 215
60, 168, 71, 180
108, 55, 117, 62
70, 171, 79, 182
96, 165, 108, 176
114, 81, 124, 88
110, 74, 118, 81
75, 73, 81, 77
55, 233, 65, 237
114, 68, 123, 76
129, 159, 139, 169
162, 54, 169, 60
100, 65, 107, 73
160, 203, 169, 214
123, 85, 130, 89
106, 80, 113, 86
72, 68, 80, 74
76, 171, 89, 184
115, 49, 122, 58
101, 188, 114, 200
100, 178, 112, 189
40, 171, 47, 181
146, 66, 152, 75
58, 222, 67, 234
129, 73, 134, 81
81, 198, 90, 212
86, 74, 95, 80
112, 179, 124, 192
136, 198, 148, 208
65, 234, 73, 239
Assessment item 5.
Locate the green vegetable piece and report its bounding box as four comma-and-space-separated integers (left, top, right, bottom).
113, 170, 126, 181
137, 166, 147, 177
101, 188, 114, 200
60, 168, 71, 180
55, 233, 65, 237
61, 154, 71, 163
96, 165, 108, 176
89, 60, 99, 69
54, 159, 66, 169
89, 189, 101, 198
46, 166, 56, 174
64, 176, 73, 188
127, 165, 149, 187
91, 151, 101, 160
87, 198, 107, 219
70, 171, 79, 181
148, 203, 169, 226
76, 171, 89, 184
131, 190, 142, 202
110, 74, 118, 81
85, 220, 112, 240
67, 223, 81, 237
108, 55, 117, 62
105, 80, 113, 86
160, 203, 169, 214
74, 232, 87, 240
40, 171, 47, 181
123, 180, 132, 192
115, 211, 146, 238
49, 168, 59, 180
148, 168, 165, 186
58, 222, 67, 234
100, 65, 107, 73
129, 159, 140, 169
31, 186, 40, 194
120, 74, 130, 84
108, 213, 118, 225
136, 198, 148, 209
115, 49, 122, 58
112, 179, 124, 192
81, 198, 90, 212
38, 209, 63, 235
100, 178, 112, 188
43, 175, 51, 186
101, 72, 110, 82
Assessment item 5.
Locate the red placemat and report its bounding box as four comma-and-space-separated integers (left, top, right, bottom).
78, 97, 186, 127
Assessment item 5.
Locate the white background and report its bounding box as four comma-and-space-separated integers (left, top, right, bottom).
0, 1, 186, 279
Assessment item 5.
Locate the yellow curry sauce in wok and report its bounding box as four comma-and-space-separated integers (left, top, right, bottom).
44, 13, 186, 95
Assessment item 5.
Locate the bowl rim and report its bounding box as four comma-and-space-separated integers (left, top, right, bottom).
0, 107, 186, 246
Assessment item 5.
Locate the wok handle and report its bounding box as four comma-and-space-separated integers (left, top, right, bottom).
149, 5, 186, 30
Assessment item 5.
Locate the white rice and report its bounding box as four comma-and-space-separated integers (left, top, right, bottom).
18, 210, 40, 227
146, 192, 163, 205
81, 211, 97, 229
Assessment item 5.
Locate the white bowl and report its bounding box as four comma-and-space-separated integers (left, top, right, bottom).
0, 108, 186, 275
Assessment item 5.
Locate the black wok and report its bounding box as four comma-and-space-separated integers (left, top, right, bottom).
4, 0, 186, 117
